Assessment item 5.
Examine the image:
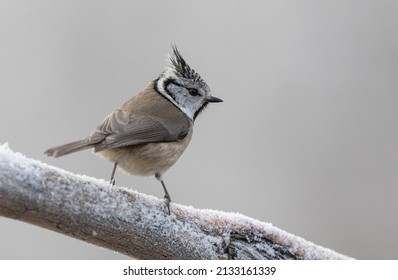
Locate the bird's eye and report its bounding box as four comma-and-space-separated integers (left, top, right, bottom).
188, 88, 199, 96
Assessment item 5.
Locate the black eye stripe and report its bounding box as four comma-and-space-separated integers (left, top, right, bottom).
164, 79, 200, 97
166, 79, 182, 88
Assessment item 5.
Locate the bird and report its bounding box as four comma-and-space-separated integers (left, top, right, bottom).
44, 46, 223, 214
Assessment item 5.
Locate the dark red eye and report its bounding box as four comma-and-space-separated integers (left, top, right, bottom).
188, 88, 199, 96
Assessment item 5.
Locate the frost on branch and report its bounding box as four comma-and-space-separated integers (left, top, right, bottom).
0, 143, 351, 259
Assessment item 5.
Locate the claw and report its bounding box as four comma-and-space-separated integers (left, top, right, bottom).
163, 195, 171, 215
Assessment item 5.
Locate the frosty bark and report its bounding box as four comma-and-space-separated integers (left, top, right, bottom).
0, 144, 350, 259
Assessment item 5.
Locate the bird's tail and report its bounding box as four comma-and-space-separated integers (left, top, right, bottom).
44, 139, 93, 158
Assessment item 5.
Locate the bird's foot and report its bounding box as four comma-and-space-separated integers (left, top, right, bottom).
163, 193, 171, 215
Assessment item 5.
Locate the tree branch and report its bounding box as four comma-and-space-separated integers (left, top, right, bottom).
0, 143, 350, 259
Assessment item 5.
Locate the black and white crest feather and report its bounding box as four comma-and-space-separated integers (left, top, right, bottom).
162, 45, 209, 90
168, 46, 204, 84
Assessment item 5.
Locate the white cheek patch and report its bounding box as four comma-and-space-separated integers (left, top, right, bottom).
156, 76, 195, 121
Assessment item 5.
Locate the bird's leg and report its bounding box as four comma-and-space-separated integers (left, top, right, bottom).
156, 174, 171, 215
109, 162, 117, 186
161, 180, 171, 215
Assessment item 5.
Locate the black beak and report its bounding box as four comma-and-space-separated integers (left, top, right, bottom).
207, 96, 223, 103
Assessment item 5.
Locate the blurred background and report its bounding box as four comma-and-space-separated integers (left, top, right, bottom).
0, 0, 397, 259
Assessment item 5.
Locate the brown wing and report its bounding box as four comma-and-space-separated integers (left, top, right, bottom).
88, 109, 190, 152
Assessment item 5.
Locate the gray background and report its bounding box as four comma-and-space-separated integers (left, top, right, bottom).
0, 0, 397, 259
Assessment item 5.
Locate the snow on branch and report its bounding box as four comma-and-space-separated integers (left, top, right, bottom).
0, 143, 351, 259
